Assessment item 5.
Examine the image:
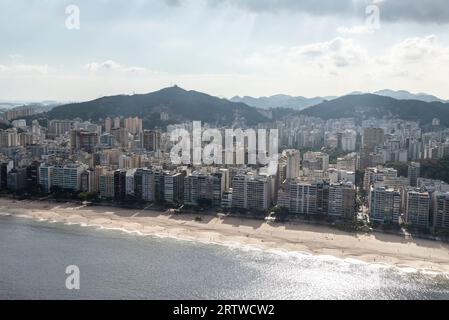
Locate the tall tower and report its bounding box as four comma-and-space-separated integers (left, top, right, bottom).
285, 149, 301, 180
105, 117, 112, 133
114, 117, 121, 129
408, 162, 421, 187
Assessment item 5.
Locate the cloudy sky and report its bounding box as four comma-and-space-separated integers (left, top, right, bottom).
1, 0, 449, 101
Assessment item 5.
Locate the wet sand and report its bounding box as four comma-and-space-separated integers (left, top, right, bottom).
1, 198, 449, 273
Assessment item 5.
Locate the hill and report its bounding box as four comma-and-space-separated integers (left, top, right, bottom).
373, 89, 447, 103
230, 94, 336, 110
299, 94, 449, 126
47, 86, 270, 128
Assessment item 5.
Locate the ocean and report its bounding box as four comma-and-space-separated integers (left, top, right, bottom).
1, 214, 449, 300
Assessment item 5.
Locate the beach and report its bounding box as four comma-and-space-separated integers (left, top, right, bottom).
1, 198, 449, 274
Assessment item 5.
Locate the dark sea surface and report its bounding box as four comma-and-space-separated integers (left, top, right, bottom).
1, 215, 448, 300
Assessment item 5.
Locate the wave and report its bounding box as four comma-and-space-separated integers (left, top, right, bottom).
4, 212, 449, 277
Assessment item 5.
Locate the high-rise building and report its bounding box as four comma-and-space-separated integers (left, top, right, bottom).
124, 117, 143, 135
38, 164, 85, 192
114, 117, 121, 129
328, 182, 357, 220
51, 165, 85, 192
19, 132, 33, 146
278, 180, 330, 215
38, 164, 52, 193
0, 161, 14, 189
105, 117, 112, 133
110, 128, 128, 148
363, 167, 398, 191
2, 106, 34, 121
6, 168, 26, 191
119, 154, 142, 169
404, 189, 430, 228
143, 130, 161, 152
363, 128, 385, 152
80, 170, 92, 192
48, 120, 72, 136
341, 130, 357, 152
114, 170, 127, 201
302, 152, 329, 172
369, 186, 401, 224
126, 169, 137, 196
164, 172, 184, 204
232, 174, 273, 211
212, 171, 226, 206
407, 139, 422, 161
336, 153, 358, 172
184, 171, 225, 207
408, 162, 421, 187
433, 192, 449, 230
0, 128, 19, 147
284, 149, 300, 180
185, 172, 209, 206
141, 169, 156, 202
99, 170, 115, 199
25, 162, 39, 192
221, 189, 233, 208
70, 130, 99, 153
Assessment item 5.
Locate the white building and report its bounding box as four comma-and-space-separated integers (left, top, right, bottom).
0, 128, 19, 147
284, 149, 300, 180
341, 130, 357, 152
39, 164, 86, 192
232, 174, 273, 211
364, 167, 398, 191
126, 169, 137, 196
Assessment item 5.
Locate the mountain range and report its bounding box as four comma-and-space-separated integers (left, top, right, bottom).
231, 89, 447, 110
230, 95, 336, 110
369, 89, 447, 103
299, 94, 449, 126
46, 86, 270, 128
41, 86, 449, 129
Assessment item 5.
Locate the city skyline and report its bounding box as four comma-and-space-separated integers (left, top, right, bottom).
2, 0, 449, 303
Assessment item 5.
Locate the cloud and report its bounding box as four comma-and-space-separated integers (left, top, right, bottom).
288, 38, 368, 68
85, 60, 147, 74
337, 25, 376, 35
207, 0, 362, 15
165, 0, 183, 7
208, 0, 449, 24
390, 35, 447, 62
8, 53, 24, 59
379, 0, 449, 23
0, 64, 48, 74
240, 34, 449, 98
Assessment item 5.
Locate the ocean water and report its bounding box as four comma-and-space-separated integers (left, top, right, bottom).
1, 214, 449, 300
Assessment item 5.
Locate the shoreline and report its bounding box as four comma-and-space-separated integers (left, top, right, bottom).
1, 198, 449, 274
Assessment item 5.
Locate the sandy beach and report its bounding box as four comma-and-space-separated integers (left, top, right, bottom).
1, 198, 449, 274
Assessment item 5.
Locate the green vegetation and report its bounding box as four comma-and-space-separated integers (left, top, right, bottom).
300, 94, 449, 126
385, 161, 408, 177
326, 148, 349, 164
78, 192, 99, 202
45, 86, 270, 128
0, 122, 12, 130
388, 157, 449, 184
419, 157, 449, 184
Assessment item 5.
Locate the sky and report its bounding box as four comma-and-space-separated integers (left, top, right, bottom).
1, 0, 449, 101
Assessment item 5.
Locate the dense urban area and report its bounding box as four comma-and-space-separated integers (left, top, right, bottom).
1, 97, 449, 240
